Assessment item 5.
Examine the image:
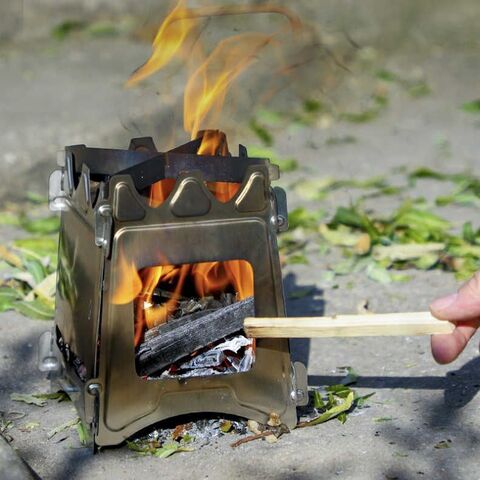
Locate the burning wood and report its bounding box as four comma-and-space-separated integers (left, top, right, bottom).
136, 296, 254, 377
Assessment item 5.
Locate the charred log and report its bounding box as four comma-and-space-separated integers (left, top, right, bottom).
136, 296, 254, 377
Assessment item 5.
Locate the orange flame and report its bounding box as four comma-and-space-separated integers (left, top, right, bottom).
111, 247, 143, 305
122, 1, 301, 345
184, 33, 273, 139
143, 264, 190, 329
192, 260, 253, 299
126, 1, 301, 89
126, 0, 198, 87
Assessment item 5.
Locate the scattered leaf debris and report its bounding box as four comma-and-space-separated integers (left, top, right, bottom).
434, 439, 452, 449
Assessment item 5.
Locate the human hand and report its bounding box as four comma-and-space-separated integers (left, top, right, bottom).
430, 273, 480, 364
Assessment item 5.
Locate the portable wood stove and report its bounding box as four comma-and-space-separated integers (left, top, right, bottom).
40, 133, 307, 448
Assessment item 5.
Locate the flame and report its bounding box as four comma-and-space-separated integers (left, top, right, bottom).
143, 264, 190, 329
192, 260, 253, 299
126, 1, 301, 89
225, 260, 254, 299
123, 1, 301, 346
126, 0, 198, 87
127, 1, 300, 147
184, 33, 273, 140
111, 247, 143, 305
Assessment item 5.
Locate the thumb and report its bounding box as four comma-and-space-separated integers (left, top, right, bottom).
430, 273, 480, 321
430, 273, 480, 364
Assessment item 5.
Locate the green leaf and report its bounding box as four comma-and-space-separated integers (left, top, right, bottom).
276, 157, 299, 173
339, 109, 380, 123
408, 167, 449, 181
0, 212, 21, 226
51, 20, 85, 40
247, 146, 298, 172
461, 99, 480, 114
24, 260, 47, 285
154, 443, 193, 458
332, 258, 358, 276
340, 367, 359, 386
325, 135, 357, 146
331, 206, 379, 241
14, 236, 58, 257
33, 272, 57, 305
219, 420, 233, 433
390, 204, 450, 242
337, 412, 348, 424
23, 422, 40, 431
313, 390, 325, 409
373, 416, 393, 423
303, 99, 323, 114
326, 384, 354, 398
25, 192, 47, 204
391, 273, 413, 283
289, 207, 325, 230
47, 418, 80, 439
126, 440, 149, 453
13, 300, 55, 320
255, 108, 284, 125
407, 81, 431, 98
20, 216, 60, 234
0, 287, 21, 312
76, 421, 90, 445
10, 393, 47, 407
412, 254, 439, 270
366, 262, 392, 284
287, 253, 309, 265
86, 21, 119, 37
462, 222, 476, 244
319, 224, 363, 247
355, 392, 375, 408
434, 440, 451, 449
249, 119, 273, 146
436, 192, 480, 208
33, 392, 69, 402
372, 243, 445, 262
300, 391, 354, 426
375, 69, 398, 82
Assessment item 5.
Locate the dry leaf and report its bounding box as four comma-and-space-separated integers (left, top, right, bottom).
354, 233, 371, 255
247, 420, 262, 435
265, 434, 278, 444
267, 412, 281, 427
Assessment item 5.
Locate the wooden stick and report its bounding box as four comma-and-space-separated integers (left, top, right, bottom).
244, 312, 454, 338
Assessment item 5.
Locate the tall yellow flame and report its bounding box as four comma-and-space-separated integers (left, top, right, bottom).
184, 33, 273, 139
126, 0, 198, 87
127, 0, 300, 139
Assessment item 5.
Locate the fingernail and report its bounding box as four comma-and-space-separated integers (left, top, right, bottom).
430, 293, 458, 312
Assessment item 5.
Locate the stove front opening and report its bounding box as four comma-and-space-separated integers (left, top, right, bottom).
132, 259, 255, 379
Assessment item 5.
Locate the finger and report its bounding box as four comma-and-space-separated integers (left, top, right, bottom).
430, 321, 479, 364
430, 272, 480, 321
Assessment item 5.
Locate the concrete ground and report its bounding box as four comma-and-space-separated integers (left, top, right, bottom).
1, 5, 480, 480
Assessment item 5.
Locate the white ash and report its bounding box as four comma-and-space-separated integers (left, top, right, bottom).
139, 418, 248, 447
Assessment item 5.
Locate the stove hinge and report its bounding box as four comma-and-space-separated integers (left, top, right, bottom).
291, 361, 308, 406
272, 186, 288, 233
85, 380, 102, 436
94, 203, 113, 256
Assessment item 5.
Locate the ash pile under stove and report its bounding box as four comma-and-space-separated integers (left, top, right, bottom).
39, 132, 307, 449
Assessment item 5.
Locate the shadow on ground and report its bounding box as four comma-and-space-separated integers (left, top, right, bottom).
283, 272, 325, 370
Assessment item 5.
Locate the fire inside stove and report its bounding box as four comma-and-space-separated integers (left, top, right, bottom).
107, 131, 258, 379
131, 259, 255, 379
